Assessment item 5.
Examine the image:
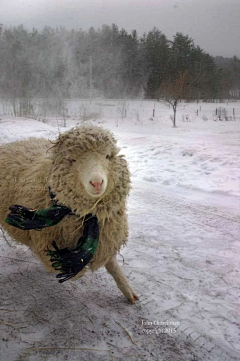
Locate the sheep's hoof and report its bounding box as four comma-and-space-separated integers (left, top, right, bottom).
128, 293, 139, 304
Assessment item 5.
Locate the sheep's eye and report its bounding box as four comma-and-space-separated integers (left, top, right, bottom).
69, 159, 76, 163
106, 154, 110, 160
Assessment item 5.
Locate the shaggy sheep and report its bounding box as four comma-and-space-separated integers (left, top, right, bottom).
0, 126, 139, 304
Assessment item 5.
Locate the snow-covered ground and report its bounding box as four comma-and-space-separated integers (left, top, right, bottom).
0, 102, 240, 361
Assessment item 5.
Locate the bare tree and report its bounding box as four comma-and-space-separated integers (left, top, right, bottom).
157, 71, 194, 127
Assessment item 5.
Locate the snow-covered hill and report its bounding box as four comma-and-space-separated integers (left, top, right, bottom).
0, 108, 239, 361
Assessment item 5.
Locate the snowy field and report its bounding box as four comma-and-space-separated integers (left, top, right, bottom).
0, 101, 240, 361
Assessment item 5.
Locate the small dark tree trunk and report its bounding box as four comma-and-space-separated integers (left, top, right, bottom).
173, 103, 177, 127
173, 108, 176, 127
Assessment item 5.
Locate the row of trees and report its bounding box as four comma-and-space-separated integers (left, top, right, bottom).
0, 24, 239, 106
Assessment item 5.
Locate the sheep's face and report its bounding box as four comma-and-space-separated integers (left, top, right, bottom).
73, 151, 110, 198
51, 127, 121, 203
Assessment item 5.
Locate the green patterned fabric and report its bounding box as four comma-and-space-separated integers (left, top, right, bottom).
47, 214, 99, 283
4, 188, 100, 283
5, 204, 71, 230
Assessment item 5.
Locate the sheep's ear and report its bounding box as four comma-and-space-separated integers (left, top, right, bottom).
116, 147, 121, 155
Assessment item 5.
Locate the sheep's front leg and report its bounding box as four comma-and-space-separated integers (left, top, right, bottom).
105, 256, 139, 304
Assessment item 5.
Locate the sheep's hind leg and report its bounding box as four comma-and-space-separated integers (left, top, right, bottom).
105, 256, 139, 304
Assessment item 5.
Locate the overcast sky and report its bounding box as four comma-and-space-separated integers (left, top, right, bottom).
1, 0, 239, 57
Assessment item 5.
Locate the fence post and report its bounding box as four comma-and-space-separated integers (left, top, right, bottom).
153, 109, 155, 117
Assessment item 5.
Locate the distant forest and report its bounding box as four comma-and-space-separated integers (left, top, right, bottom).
0, 24, 239, 102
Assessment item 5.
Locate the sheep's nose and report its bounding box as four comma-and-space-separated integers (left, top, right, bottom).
90, 180, 104, 192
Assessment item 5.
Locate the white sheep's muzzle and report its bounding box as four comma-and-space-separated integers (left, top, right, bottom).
84, 171, 108, 198
76, 153, 109, 199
